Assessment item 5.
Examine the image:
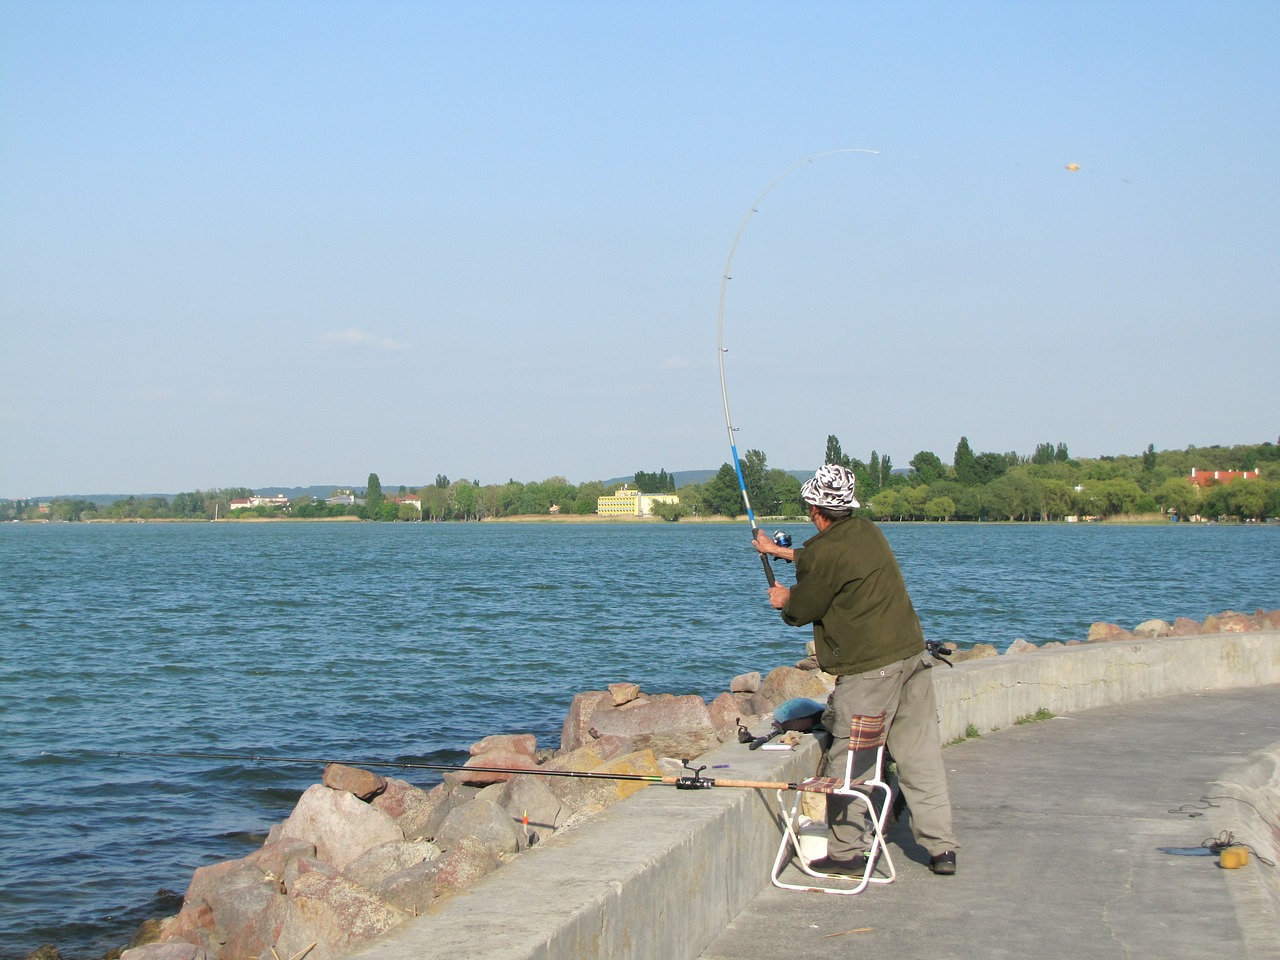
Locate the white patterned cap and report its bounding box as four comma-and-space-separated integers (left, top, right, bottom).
800, 464, 860, 511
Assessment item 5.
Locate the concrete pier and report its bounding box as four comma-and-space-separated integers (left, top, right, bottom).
355, 631, 1280, 960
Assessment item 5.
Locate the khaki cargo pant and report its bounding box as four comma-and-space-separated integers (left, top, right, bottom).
821, 650, 959, 860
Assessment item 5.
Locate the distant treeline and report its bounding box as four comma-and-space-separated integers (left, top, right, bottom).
5, 438, 1278, 523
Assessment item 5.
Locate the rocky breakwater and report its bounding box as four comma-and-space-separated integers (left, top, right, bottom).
108, 667, 833, 960
940, 607, 1280, 662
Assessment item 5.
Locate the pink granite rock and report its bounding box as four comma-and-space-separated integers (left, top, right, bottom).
608, 682, 642, 705
444, 750, 541, 786
370, 778, 444, 841
121, 945, 210, 960
322, 763, 387, 802
274, 871, 405, 960
1086, 622, 1132, 643
584, 693, 718, 760
469, 733, 537, 757
1170, 617, 1201, 636
751, 665, 832, 712
1005, 638, 1038, 654
730, 671, 761, 693
560, 690, 614, 752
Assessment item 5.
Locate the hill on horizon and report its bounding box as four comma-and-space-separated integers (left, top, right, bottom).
11, 469, 833, 504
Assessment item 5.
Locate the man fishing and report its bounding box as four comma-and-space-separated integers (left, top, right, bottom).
753, 463, 959, 876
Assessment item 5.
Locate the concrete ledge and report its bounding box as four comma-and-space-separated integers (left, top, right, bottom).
936, 630, 1280, 742
354, 630, 1280, 960
1210, 742, 1280, 959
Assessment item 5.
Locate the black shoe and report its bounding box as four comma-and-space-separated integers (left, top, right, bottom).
808, 853, 873, 876
929, 851, 957, 875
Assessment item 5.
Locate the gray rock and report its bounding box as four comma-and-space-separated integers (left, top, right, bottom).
1133, 618, 1173, 639
342, 839, 440, 888
435, 797, 522, 857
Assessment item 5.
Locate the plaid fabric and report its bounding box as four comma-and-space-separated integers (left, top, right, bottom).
849, 713, 887, 751
798, 776, 874, 795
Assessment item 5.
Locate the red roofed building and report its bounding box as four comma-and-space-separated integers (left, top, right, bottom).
1189, 467, 1261, 488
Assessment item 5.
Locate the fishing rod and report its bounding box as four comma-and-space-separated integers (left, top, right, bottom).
715, 148, 879, 585
112, 750, 812, 793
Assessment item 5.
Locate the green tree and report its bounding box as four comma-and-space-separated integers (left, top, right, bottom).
1031, 443, 1056, 465
954, 437, 979, 485
449, 481, 479, 520
909, 451, 947, 484
1226, 479, 1268, 520
869, 489, 902, 520
880, 454, 894, 490
742, 449, 769, 515
924, 496, 956, 521
703, 463, 746, 516
824, 435, 851, 468
866, 451, 882, 496
1153, 477, 1199, 519
365, 473, 385, 518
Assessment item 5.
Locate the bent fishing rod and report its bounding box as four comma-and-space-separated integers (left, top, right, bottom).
112, 750, 813, 793
716, 149, 879, 585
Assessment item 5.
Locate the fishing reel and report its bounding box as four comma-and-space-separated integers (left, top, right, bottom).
771, 531, 793, 563
926, 639, 954, 667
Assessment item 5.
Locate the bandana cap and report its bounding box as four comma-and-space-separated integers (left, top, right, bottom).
801, 464, 860, 511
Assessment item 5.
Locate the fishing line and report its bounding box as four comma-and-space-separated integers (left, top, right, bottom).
715, 148, 879, 584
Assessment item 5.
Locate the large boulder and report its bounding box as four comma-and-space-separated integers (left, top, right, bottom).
949, 643, 998, 662
547, 748, 662, 823
121, 946, 210, 960
489, 772, 564, 847
560, 690, 614, 752
341, 839, 440, 889
1170, 617, 1202, 636
321, 763, 387, 802
274, 871, 406, 960
274, 785, 404, 871
371, 778, 444, 841
583, 693, 718, 760
1203, 611, 1259, 633
163, 855, 286, 958
1004, 638, 1038, 654
751, 666, 833, 712
730, 671, 762, 693
434, 797, 521, 858
1086, 622, 1132, 643
469, 733, 537, 758
444, 750, 542, 786
1132, 619, 1172, 639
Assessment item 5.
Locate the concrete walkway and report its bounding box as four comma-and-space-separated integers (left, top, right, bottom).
699, 684, 1280, 960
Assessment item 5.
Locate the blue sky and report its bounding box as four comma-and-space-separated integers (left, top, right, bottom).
2, 1, 1277, 497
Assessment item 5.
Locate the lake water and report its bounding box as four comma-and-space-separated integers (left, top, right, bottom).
1, 520, 1276, 958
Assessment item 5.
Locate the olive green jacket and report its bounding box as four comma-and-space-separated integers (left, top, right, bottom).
781, 517, 925, 676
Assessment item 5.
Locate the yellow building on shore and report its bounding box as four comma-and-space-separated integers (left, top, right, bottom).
596, 484, 679, 517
